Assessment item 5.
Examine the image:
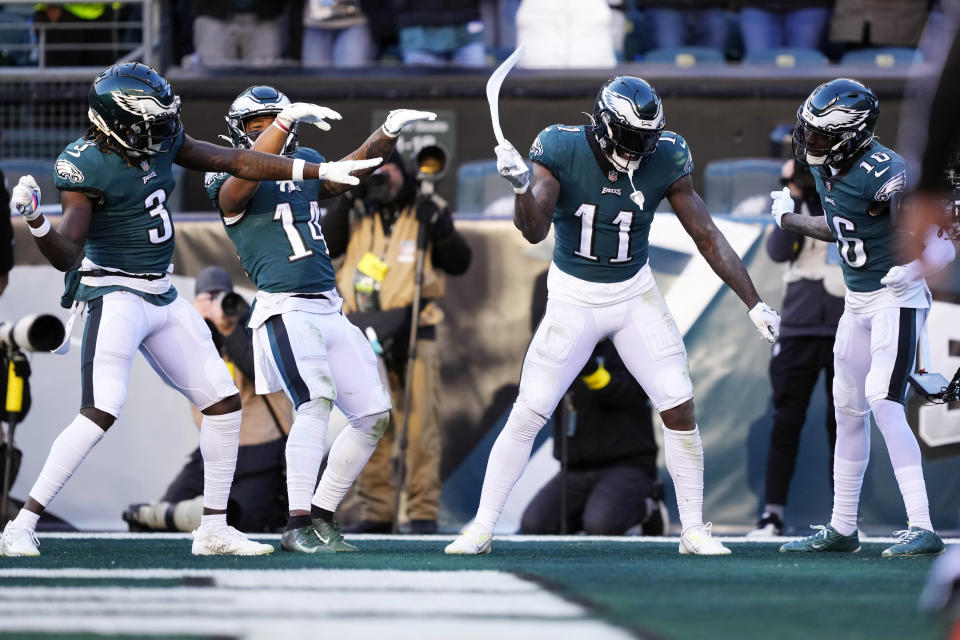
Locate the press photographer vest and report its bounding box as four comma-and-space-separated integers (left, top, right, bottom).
337, 204, 446, 315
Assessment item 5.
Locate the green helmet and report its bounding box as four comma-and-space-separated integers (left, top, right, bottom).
87, 62, 182, 157
793, 78, 879, 167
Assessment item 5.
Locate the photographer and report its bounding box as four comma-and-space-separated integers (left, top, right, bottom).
321, 150, 471, 533
748, 159, 845, 538
124, 267, 293, 533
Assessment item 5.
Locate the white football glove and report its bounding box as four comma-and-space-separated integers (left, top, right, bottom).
275, 102, 342, 132
382, 109, 438, 137
316, 157, 383, 186
880, 264, 915, 296
11, 175, 41, 221
495, 141, 531, 193
769, 187, 794, 228
748, 302, 781, 344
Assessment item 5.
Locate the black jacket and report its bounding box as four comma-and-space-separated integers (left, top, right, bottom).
551, 340, 657, 476
0, 170, 13, 278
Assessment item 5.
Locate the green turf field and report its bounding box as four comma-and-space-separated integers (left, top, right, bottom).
0, 534, 951, 640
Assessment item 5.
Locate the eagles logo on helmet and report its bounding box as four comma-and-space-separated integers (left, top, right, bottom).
87, 62, 182, 158
222, 86, 298, 155
592, 76, 665, 173
792, 78, 879, 168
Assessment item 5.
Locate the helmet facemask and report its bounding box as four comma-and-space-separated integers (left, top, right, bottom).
593, 79, 664, 173
222, 86, 298, 155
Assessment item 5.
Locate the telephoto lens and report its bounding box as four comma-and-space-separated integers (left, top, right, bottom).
218, 292, 248, 317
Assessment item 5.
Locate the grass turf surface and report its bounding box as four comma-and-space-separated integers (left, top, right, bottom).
0, 537, 949, 640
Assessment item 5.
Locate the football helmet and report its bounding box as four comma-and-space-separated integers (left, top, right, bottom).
793, 78, 879, 167
87, 62, 182, 157
224, 85, 297, 155
593, 76, 664, 172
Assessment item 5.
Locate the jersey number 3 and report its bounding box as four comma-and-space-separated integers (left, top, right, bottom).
146, 190, 172, 245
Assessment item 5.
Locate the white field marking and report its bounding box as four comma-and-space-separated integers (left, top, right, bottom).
31, 532, 960, 545
0, 570, 638, 640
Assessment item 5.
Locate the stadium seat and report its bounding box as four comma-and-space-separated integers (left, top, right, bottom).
840, 47, 923, 67
742, 47, 828, 67
456, 158, 533, 215
642, 47, 726, 67
703, 157, 784, 216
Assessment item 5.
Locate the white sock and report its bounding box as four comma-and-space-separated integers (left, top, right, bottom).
199, 409, 241, 514
763, 504, 784, 519
870, 398, 934, 531
28, 414, 105, 509
12, 510, 40, 532
474, 402, 547, 532
285, 398, 331, 512
894, 466, 934, 531
662, 426, 704, 533
312, 411, 389, 512
200, 513, 227, 531
828, 410, 871, 536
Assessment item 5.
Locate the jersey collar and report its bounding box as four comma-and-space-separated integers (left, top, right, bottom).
585, 125, 619, 180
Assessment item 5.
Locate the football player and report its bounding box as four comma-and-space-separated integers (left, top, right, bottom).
445, 75, 781, 556
206, 86, 436, 553
1, 63, 380, 557
773, 78, 954, 557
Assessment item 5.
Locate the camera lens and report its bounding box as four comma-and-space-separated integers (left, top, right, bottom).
220, 292, 247, 317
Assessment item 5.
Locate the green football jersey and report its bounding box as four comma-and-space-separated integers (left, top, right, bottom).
530, 125, 692, 283
54, 132, 184, 304
205, 147, 337, 294
812, 141, 908, 293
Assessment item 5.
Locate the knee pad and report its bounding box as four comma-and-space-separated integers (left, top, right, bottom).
351, 411, 390, 443
652, 365, 693, 412
297, 397, 332, 420
832, 367, 868, 417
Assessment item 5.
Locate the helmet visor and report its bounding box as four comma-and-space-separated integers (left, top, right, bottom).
607, 119, 660, 158
130, 114, 182, 154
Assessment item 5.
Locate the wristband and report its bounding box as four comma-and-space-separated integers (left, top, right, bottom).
29, 217, 51, 237
381, 124, 398, 138
292, 158, 305, 182
273, 119, 290, 133
513, 182, 529, 195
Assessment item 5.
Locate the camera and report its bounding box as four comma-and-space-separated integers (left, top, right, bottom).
213, 291, 248, 318
0, 314, 66, 353
908, 370, 960, 404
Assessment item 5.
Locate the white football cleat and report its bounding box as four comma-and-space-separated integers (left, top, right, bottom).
444, 523, 493, 555
0, 522, 40, 557
191, 525, 274, 556
679, 522, 731, 555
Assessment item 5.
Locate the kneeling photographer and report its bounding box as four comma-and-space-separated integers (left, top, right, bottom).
321, 149, 471, 534
124, 267, 293, 533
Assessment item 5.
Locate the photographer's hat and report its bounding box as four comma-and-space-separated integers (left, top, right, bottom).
195, 266, 233, 296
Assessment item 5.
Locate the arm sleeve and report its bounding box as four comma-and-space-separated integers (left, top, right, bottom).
219, 310, 256, 382
919, 27, 960, 191
906, 224, 957, 280
766, 224, 803, 263
318, 194, 352, 259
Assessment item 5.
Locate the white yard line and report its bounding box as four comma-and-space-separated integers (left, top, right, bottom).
0, 569, 638, 640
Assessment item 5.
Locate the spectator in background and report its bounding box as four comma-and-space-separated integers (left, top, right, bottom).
517, 0, 616, 68
519, 337, 667, 536
191, 0, 289, 67
0, 169, 11, 296
640, 0, 728, 52
302, 0, 375, 67
739, 0, 833, 57
123, 267, 294, 533
748, 160, 844, 538
33, 3, 119, 67
829, 0, 927, 50
393, 0, 485, 67
322, 151, 472, 534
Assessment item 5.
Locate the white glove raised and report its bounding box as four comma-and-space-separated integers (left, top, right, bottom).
748, 302, 781, 344
495, 141, 531, 193
381, 109, 438, 137
316, 157, 383, 186
11, 175, 41, 221
880, 264, 916, 296
769, 187, 795, 228
275, 102, 342, 132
